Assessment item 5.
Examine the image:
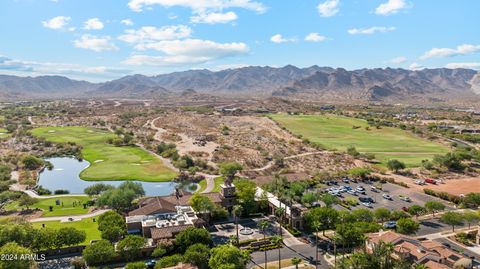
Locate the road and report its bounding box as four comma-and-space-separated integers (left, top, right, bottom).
248, 243, 329, 269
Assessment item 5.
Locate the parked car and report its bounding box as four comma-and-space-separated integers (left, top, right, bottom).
401, 206, 409, 212
399, 195, 411, 202
359, 197, 374, 203
414, 180, 426, 185
347, 190, 357, 196
356, 186, 365, 191
425, 178, 437, 185
371, 186, 380, 192
361, 202, 373, 208
382, 194, 393, 200
383, 221, 397, 229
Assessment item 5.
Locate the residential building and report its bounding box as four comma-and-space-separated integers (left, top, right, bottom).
366, 231, 471, 269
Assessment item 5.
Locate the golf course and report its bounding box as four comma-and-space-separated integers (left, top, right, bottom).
31, 126, 177, 181
5, 196, 91, 217
271, 114, 449, 167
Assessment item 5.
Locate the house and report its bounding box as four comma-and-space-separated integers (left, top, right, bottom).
366, 231, 471, 269
255, 187, 307, 229
126, 185, 236, 244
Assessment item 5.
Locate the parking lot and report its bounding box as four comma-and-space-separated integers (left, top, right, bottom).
323, 180, 453, 212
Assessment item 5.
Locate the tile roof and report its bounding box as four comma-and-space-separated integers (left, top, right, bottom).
150, 224, 194, 240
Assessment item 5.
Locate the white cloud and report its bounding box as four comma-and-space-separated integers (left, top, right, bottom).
191, 11, 238, 24
375, 0, 408, 15
127, 0, 266, 13
390, 56, 407, 64
121, 19, 134, 26
420, 44, 480, 60
445, 62, 480, 69
305, 33, 327, 42
123, 39, 249, 66
347, 26, 395, 35
83, 18, 104, 30
42, 16, 71, 30
118, 25, 192, 45
0, 55, 130, 80
73, 35, 118, 52
409, 62, 424, 70
317, 0, 339, 17
270, 34, 296, 44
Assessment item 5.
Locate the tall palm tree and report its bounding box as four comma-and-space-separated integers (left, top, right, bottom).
232, 205, 243, 246
312, 221, 321, 269
271, 235, 282, 269
275, 207, 285, 238
258, 220, 270, 269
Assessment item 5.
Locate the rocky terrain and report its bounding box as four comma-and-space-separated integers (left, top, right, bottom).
1, 66, 479, 104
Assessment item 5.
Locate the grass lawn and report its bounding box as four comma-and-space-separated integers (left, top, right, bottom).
31, 126, 177, 182
196, 177, 224, 193
270, 114, 449, 167
5, 196, 92, 217
32, 217, 101, 245
0, 128, 10, 138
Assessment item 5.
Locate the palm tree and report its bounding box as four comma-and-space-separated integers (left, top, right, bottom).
275, 207, 285, 238
271, 235, 282, 269
232, 205, 243, 246
311, 221, 321, 269
258, 220, 270, 269
291, 257, 302, 269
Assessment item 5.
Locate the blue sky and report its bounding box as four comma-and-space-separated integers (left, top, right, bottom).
0, 0, 479, 81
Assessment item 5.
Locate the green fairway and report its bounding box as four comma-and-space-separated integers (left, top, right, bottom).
32, 217, 101, 245
31, 126, 177, 181
270, 114, 449, 167
196, 177, 224, 193
6, 196, 92, 217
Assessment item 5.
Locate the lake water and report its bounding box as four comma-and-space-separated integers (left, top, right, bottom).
37, 157, 180, 196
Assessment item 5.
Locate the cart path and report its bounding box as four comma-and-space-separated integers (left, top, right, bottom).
29, 209, 110, 223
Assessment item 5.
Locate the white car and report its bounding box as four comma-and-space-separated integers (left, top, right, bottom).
415, 180, 425, 185
361, 202, 373, 208
382, 194, 393, 200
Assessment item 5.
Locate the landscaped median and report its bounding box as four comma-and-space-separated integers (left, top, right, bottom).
31, 126, 177, 182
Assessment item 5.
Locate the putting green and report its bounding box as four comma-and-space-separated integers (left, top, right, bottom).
31, 126, 177, 181
32, 217, 100, 245
270, 114, 449, 167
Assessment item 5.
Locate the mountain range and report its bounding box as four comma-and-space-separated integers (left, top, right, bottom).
1, 66, 479, 104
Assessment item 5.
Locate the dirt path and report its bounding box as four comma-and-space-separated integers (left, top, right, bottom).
27, 116, 34, 125
29, 209, 110, 223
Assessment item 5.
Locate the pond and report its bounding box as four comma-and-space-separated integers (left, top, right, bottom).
37, 157, 189, 196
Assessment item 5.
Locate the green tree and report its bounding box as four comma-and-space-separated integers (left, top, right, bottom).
346, 146, 360, 157
0, 242, 34, 269
97, 182, 144, 212
319, 193, 339, 208
175, 227, 212, 252
462, 211, 480, 229
233, 178, 257, 215
351, 208, 374, 223
156, 254, 183, 269
22, 155, 43, 170
440, 212, 464, 232
336, 223, 365, 251
408, 205, 425, 220
97, 211, 126, 242
347, 167, 371, 179
117, 235, 145, 261
152, 245, 167, 258
56, 227, 86, 247
271, 236, 283, 269
209, 245, 249, 269
219, 162, 243, 185
84, 183, 114, 196
373, 208, 391, 223
396, 218, 419, 235
386, 159, 406, 173
258, 220, 269, 269
82, 240, 116, 266
0, 164, 12, 181
18, 195, 38, 209
291, 257, 302, 269
424, 201, 445, 217
183, 243, 210, 269
303, 207, 339, 235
